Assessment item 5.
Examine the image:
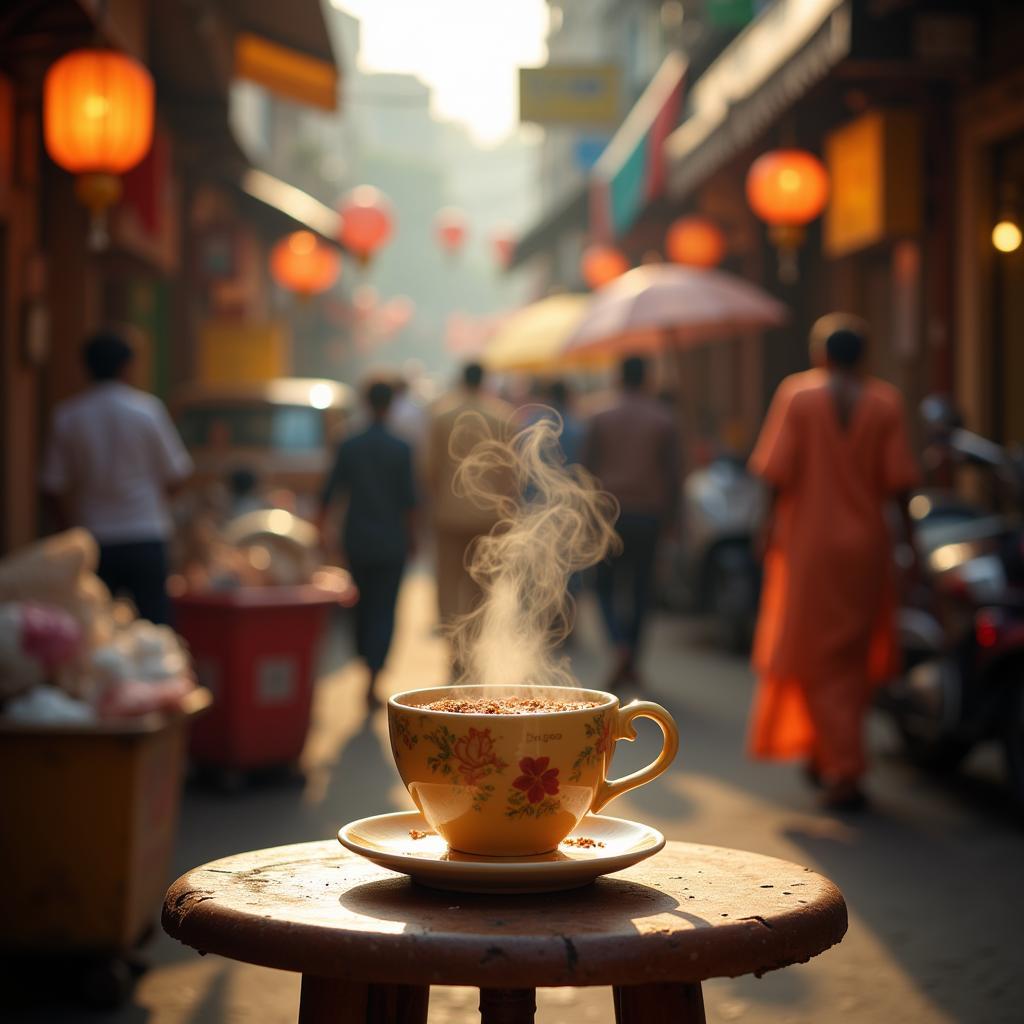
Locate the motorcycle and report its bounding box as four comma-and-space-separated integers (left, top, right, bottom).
883, 397, 1024, 809
668, 453, 765, 651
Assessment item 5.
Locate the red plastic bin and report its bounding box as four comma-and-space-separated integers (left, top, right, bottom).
173, 586, 348, 771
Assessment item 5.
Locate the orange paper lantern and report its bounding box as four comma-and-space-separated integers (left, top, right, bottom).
746, 149, 829, 283
338, 186, 394, 265
746, 149, 829, 228
581, 244, 629, 289
44, 49, 154, 175
666, 216, 726, 268
270, 231, 340, 297
435, 207, 468, 255
44, 48, 154, 246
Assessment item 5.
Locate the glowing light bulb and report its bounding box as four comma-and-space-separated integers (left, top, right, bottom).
992, 220, 1022, 253
309, 382, 333, 409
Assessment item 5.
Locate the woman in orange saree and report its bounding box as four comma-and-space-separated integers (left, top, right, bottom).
748, 315, 919, 810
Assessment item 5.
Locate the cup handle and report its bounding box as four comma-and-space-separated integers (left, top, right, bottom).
590, 700, 679, 814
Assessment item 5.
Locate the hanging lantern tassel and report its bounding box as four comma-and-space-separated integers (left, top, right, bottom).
768, 224, 805, 285
75, 172, 122, 250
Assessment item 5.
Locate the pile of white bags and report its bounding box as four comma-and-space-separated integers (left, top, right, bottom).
0, 530, 195, 724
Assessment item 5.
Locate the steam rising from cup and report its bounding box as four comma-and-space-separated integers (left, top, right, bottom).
448, 410, 619, 687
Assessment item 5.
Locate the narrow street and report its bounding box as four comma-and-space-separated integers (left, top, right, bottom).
13, 567, 1022, 1024
5, 2, 1024, 1021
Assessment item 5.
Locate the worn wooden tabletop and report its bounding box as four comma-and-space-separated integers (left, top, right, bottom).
163, 839, 846, 990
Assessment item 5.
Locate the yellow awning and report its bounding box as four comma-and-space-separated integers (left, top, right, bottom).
235, 32, 338, 112
484, 295, 611, 373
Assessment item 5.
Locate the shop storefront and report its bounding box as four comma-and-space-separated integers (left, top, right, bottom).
956, 64, 1024, 444
0, 0, 340, 553
661, 0, 1012, 456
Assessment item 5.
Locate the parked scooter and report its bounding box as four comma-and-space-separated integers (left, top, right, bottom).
883, 397, 1024, 809
669, 453, 765, 651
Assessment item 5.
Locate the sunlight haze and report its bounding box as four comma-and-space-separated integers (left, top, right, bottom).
333, 0, 550, 145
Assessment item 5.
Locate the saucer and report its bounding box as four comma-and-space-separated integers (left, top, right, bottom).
337, 811, 665, 894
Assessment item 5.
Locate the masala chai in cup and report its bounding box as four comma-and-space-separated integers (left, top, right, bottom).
388, 684, 679, 856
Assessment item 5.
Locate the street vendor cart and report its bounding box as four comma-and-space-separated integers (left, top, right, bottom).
0, 688, 211, 1007
174, 583, 355, 785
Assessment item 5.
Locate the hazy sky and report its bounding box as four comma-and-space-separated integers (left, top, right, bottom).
333, 0, 550, 146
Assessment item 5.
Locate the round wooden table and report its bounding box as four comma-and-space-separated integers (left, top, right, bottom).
163, 839, 846, 1023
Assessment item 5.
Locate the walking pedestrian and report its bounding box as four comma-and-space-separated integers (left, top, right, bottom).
747, 314, 919, 811
320, 379, 417, 708
546, 379, 586, 465
388, 372, 428, 455
41, 329, 193, 625
583, 355, 680, 691
426, 362, 513, 629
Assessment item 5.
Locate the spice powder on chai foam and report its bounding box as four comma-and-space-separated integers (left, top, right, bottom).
420, 696, 602, 714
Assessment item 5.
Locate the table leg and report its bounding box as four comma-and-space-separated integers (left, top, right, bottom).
298, 975, 429, 1023
613, 982, 705, 1024
478, 987, 537, 1024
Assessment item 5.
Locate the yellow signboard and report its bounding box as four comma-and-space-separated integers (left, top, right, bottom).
198, 320, 290, 385
825, 110, 921, 257
519, 65, 620, 126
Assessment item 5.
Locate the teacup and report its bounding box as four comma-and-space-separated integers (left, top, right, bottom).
387, 684, 679, 856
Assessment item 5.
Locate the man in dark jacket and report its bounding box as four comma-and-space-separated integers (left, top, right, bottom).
321, 379, 417, 707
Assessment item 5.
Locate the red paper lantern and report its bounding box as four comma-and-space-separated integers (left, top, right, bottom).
44, 48, 155, 246
746, 149, 829, 282
666, 216, 726, 268
338, 186, 394, 265
435, 207, 468, 255
351, 284, 378, 320
381, 295, 415, 332
270, 231, 340, 297
491, 229, 516, 268
581, 244, 629, 289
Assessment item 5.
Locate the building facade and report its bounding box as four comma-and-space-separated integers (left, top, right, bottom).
511, 0, 1024, 465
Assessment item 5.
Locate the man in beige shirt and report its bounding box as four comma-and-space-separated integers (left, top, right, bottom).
426, 363, 513, 628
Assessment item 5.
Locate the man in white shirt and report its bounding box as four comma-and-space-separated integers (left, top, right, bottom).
41, 330, 193, 624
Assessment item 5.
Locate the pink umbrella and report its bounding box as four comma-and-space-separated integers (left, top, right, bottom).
563, 263, 787, 358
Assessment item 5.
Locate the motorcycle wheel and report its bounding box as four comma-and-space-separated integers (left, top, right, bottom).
1002, 679, 1024, 810
709, 551, 756, 653
892, 657, 971, 772
897, 726, 971, 773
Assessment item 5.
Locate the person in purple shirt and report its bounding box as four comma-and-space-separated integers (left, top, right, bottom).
583, 356, 680, 691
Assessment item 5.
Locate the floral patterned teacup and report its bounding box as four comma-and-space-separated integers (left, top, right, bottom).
387, 684, 679, 856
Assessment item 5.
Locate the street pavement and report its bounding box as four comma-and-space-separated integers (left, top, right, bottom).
11, 566, 1023, 1023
